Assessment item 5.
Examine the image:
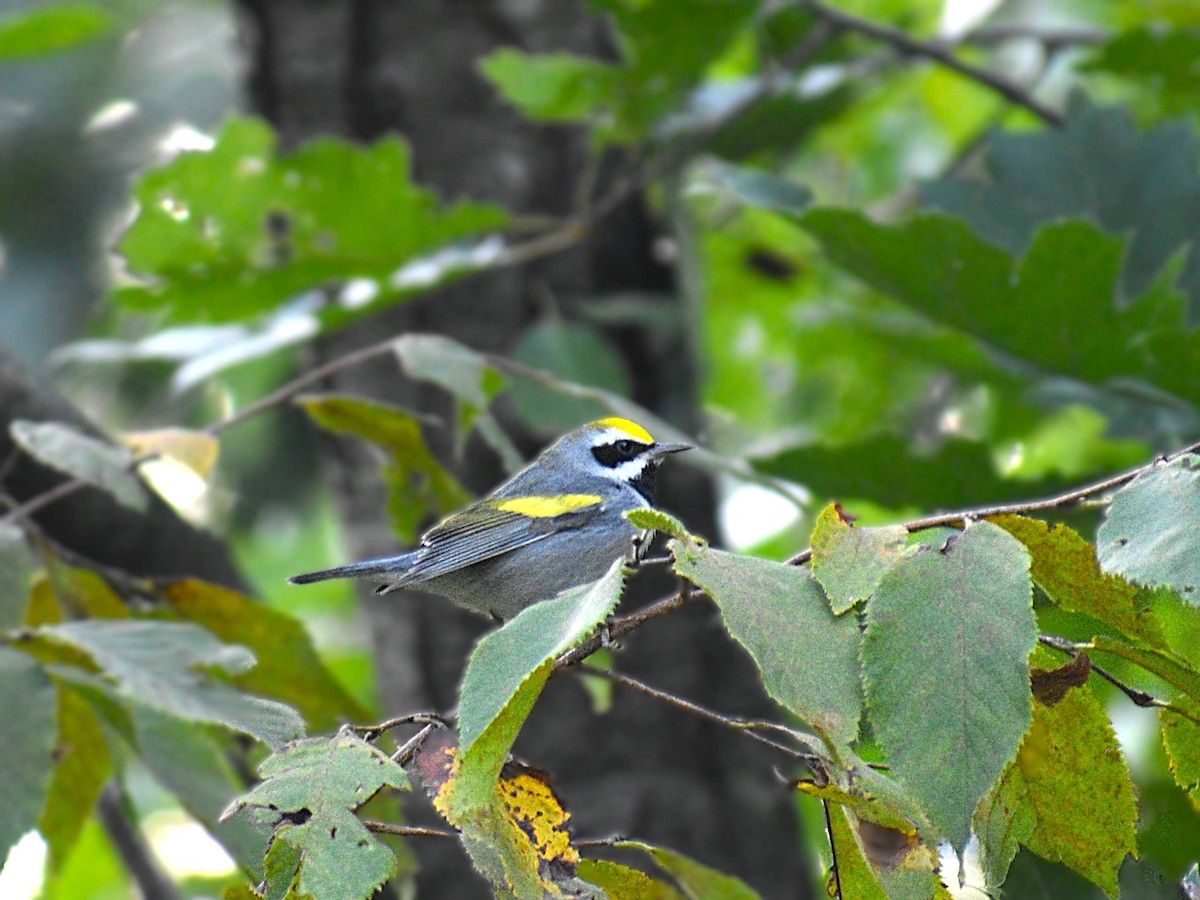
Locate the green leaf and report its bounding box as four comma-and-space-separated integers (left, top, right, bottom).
753, 435, 1077, 511
973, 756, 1036, 894
625, 507, 697, 543
809, 503, 911, 614
1160, 699, 1200, 808
39, 619, 304, 747
223, 732, 409, 900
453, 560, 626, 812
0, 4, 115, 59
0, 648, 56, 866
863, 521, 1035, 848
1091, 635, 1200, 701
298, 394, 472, 544
38, 686, 112, 874
987, 682, 1138, 897
993, 514, 1167, 644
923, 94, 1200, 319
689, 161, 813, 216
617, 840, 763, 900
1097, 456, 1200, 600
159, 578, 369, 731
576, 859, 685, 899
391, 333, 520, 470
116, 117, 508, 324
10, 420, 147, 512
0, 521, 34, 629
820, 802, 891, 900
671, 543, 862, 747
1082, 28, 1200, 117
799, 209, 1200, 405
508, 320, 632, 437
480, 49, 618, 123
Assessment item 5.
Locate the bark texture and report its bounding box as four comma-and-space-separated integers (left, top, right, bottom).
235, 2, 810, 896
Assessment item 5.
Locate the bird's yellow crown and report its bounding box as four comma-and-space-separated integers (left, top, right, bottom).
591, 417, 654, 444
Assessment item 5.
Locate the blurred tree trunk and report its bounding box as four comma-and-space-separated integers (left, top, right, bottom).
234, 2, 811, 897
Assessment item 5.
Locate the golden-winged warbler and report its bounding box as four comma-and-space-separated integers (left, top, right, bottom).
289, 417, 691, 620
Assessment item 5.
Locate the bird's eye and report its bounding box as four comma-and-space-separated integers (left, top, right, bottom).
616, 440, 634, 455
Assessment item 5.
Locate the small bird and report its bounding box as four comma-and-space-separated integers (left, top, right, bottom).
289, 417, 691, 620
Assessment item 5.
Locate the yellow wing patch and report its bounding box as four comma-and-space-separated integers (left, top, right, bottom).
592, 416, 654, 444
492, 494, 602, 518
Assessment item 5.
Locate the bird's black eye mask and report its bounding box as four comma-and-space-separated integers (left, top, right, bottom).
592, 439, 650, 468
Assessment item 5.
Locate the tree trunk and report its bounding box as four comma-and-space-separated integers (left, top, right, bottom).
235, 2, 811, 896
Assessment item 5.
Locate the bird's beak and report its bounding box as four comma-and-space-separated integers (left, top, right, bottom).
650, 441, 693, 458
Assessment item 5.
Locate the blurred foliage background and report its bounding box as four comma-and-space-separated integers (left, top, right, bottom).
2, 0, 1200, 896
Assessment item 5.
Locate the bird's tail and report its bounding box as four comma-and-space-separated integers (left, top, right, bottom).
288, 554, 410, 586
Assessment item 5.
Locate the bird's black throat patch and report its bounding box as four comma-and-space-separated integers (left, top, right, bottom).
629, 464, 657, 503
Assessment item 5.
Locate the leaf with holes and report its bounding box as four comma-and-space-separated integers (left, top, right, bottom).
863, 521, 1035, 849
222, 732, 409, 900
1097, 455, 1200, 601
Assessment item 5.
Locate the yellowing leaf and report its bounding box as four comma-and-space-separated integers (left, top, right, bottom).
123, 428, 220, 480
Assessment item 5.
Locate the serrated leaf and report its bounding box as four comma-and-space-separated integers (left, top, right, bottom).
159, 579, 368, 731
10, 420, 147, 512
0, 3, 115, 59
0, 521, 34, 629
798, 209, 1200, 405
993, 514, 1167, 644
625, 507, 696, 542
617, 840, 763, 900
576, 859, 685, 899
480, 49, 618, 123
38, 619, 303, 747
0, 648, 57, 866
671, 543, 862, 748
1091, 635, 1200, 702
923, 94, 1200, 319
1097, 456, 1200, 600
1161, 698, 1200, 809
38, 686, 112, 874
1004, 683, 1137, 896
454, 560, 626, 813
224, 732, 409, 900
391, 333, 520, 470
298, 394, 472, 544
810, 503, 911, 614
116, 117, 508, 324
123, 428, 220, 480
864, 521, 1035, 849
973, 762, 1036, 893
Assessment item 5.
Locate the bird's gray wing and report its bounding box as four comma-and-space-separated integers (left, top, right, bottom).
393, 495, 605, 585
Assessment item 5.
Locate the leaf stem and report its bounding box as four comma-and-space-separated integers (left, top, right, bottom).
363, 821, 456, 839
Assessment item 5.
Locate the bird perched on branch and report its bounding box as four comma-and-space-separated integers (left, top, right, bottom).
289, 417, 691, 620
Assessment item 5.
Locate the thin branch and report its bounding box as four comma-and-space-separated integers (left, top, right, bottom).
575, 664, 821, 760
787, 441, 1200, 566
823, 798, 844, 900
555, 589, 695, 669
346, 713, 448, 744
0, 480, 90, 526
392, 723, 440, 766
364, 821, 456, 839
803, 1, 1065, 126
963, 24, 1109, 50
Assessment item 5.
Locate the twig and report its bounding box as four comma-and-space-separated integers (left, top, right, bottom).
575, 664, 821, 760
97, 782, 182, 900
364, 821, 456, 839
1037, 635, 1171, 711
393, 723, 440, 766
803, 1, 1065, 126
823, 798, 844, 900
787, 441, 1200, 565
347, 713, 448, 744
963, 24, 1108, 50
555, 589, 696, 669
0, 480, 91, 526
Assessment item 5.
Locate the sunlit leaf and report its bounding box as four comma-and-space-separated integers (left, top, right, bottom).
1097, 455, 1200, 601
116, 117, 508, 324
576, 859, 684, 899
0, 3, 115, 59
0, 648, 57, 867
820, 803, 889, 900
1160, 698, 1200, 809
38, 619, 303, 747
617, 840, 763, 900
625, 507, 697, 542
10, 420, 147, 512
671, 542, 862, 747
863, 521, 1035, 849
480, 50, 618, 123
123, 428, 220, 480
222, 732, 409, 900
